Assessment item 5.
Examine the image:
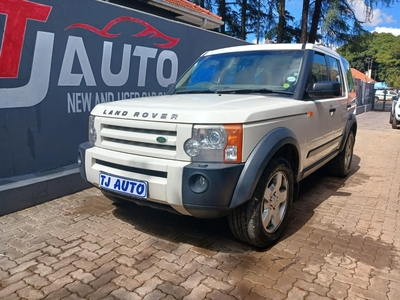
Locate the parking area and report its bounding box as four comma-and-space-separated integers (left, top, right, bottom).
1, 111, 399, 300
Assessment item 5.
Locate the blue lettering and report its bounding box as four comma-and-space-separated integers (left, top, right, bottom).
136, 183, 145, 195
105, 176, 111, 187
121, 180, 129, 192
100, 174, 106, 186
129, 182, 137, 193
114, 179, 121, 190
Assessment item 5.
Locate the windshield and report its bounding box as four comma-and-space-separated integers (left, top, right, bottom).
173, 50, 304, 94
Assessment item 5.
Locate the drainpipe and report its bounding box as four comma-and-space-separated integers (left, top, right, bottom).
200, 18, 208, 28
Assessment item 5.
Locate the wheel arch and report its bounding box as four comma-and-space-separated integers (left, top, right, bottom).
229, 127, 300, 209
339, 113, 357, 153
394, 100, 400, 121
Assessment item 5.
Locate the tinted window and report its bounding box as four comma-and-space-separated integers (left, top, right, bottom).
308, 52, 345, 98
310, 53, 328, 84
327, 55, 344, 97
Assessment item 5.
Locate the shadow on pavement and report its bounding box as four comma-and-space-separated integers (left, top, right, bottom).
282, 154, 396, 271
111, 154, 396, 271
112, 197, 248, 253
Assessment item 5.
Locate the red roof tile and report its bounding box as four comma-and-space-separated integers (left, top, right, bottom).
351, 68, 375, 82
164, 0, 222, 21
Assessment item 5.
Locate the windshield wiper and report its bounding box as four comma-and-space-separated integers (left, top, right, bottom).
173, 88, 293, 95
174, 89, 217, 94
215, 88, 273, 94
215, 88, 293, 95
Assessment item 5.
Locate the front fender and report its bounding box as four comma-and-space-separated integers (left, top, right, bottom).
339, 113, 357, 152
394, 100, 400, 121
229, 127, 300, 209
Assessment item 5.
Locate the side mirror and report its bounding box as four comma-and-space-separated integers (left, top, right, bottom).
307, 81, 341, 98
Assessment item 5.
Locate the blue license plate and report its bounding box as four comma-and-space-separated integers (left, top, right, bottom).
99, 172, 148, 199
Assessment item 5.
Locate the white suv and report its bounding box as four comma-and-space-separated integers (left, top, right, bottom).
78, 43, 357, 247
390, 98, 400, 129
375, 90, 398, 102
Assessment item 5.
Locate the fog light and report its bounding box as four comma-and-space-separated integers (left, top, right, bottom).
189, 174, 209, 194
77, 152, 82, 166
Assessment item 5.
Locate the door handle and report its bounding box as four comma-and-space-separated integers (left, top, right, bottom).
329, 107, 336, 113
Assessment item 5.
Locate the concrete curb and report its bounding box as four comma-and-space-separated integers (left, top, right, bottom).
0, 164, 90, 216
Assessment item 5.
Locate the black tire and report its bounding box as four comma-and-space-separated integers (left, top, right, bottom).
326, 131, 355, 177
389, 112, 393, 124
392, 114, 399, 129
228, 157, 294, 248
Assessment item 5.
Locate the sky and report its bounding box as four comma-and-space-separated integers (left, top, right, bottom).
350, 0, 400, 36
250, 0, 400, 43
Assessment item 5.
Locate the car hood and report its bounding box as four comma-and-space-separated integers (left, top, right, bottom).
91, 93, 308, 123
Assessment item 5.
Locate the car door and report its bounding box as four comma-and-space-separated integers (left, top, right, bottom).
326, 55, 349, 141
303, 52, 345, 168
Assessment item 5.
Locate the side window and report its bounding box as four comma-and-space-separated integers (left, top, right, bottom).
327, 55, 345, 97
308, 52, 346, 98
340, 56, 356, 99
308, 53, 328, 88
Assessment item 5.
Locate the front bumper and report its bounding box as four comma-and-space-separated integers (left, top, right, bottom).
78, 143, 244, 218
78, 142, 93, 181
182, 163, 244, 218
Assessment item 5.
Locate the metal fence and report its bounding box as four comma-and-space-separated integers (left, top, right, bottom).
372, 89, 394, 112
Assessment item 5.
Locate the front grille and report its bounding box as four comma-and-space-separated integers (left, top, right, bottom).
98, 118, 180, 159
96, 159, 167, 178
103, 136, 175, 151
104, 124, 176, 137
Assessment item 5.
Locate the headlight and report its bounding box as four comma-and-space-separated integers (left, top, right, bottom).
184, 124, 242, 162
184, 139, 201, 157
88, 115, 97, 145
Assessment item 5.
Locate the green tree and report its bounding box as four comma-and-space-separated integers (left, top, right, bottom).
300, 0, 309, 43
276, 0, 286, 42
337, 32, 400, 87
240, 0, 248, 40
190, 0, 399, 50
247, 0, 275, 43
213, 0, 241, 37
302, 0, 398, 45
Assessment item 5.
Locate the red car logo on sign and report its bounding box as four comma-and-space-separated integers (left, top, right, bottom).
66, 16, 180, 49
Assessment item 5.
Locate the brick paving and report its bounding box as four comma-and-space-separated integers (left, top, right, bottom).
1, 110, 400, 300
